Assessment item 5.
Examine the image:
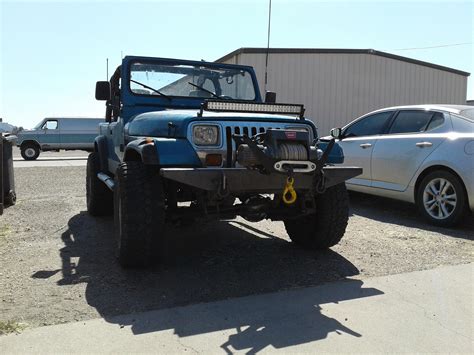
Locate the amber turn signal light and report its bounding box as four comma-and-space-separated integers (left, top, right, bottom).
205, 154, 222, 166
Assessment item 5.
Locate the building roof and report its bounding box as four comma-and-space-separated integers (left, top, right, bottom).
216, 48, 470, 77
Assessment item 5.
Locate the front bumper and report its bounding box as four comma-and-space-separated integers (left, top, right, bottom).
160, 166, 362, 194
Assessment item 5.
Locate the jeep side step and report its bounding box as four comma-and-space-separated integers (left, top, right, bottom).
97, 172, 115, 191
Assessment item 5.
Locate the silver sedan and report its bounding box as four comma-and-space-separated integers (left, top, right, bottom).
330, 105, 474, 227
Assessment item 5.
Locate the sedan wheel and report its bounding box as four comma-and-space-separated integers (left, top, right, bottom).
417, 170, 466, 227
423, 178, 457, 220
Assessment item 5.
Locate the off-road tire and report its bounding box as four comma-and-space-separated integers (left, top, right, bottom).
20, 143, 40, 160
86, 152, 113, 216
284, 183, 349, 249
416, 170, 467, 227
114, 161, 165, 268
4, 190, 16, 206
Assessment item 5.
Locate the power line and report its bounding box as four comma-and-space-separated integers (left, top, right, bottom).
392, 42, 472, 51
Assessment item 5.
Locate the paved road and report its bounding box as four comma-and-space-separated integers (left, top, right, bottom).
12, 146, 88, 159
1, 263, 472, 354
13, 158, 87, 168
12, 147, 88, 167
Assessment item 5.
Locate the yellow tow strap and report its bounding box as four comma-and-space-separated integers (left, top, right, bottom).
282, 176, 297, 205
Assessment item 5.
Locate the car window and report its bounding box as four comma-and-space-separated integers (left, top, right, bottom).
344, 111, 393, 137
451, 113, 474, 132
389, 111, 433, 134
42, 120, 58, 130
459, 108, 474, 121
425, 112, 445, 131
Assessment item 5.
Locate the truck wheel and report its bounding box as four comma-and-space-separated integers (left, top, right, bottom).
21, 144, 40, 160
416, 170, 467, 227
86, 152, 113, 216
284, 183, 349, 249
114, 161, 165, 268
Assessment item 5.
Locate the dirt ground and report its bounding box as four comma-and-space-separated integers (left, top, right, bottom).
0, 166, 472, 331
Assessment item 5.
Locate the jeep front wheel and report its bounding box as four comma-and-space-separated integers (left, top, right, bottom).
284, 183, 349, 249
114, 161, 165, 268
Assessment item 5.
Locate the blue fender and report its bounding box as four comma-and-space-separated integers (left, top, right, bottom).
154, 138, 202, 166
124, 137, 201, 167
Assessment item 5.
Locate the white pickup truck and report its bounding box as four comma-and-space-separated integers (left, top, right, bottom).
16, 117, 102, 160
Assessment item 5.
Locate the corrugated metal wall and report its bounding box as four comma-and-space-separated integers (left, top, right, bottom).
220, 52, 468, 135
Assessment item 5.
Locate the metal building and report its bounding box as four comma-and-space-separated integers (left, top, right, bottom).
216, 48, 470, 135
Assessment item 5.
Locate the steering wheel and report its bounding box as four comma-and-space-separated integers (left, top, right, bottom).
219, 95, 233, 100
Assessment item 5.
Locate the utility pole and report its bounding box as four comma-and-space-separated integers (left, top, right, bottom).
106, 58, 109, 81
264, 0, 272, 92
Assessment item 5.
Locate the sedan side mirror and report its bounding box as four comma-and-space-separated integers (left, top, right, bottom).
330, 127, 343, 140
95, 81, 111, 101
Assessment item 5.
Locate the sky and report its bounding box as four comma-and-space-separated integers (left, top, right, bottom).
1, 0, 473, 128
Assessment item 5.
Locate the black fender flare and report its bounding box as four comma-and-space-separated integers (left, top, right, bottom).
123, 138, 159, 165
94, 135, 109, 172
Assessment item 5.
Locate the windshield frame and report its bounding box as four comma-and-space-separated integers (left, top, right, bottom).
126, 58, 260, 102
34, 119, 46, 130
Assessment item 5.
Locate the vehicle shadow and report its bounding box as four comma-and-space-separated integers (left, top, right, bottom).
54, 211, 383, 350
109, 277, 380, 353
349, 191, 473, 240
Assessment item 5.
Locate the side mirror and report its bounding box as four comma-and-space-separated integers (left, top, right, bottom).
95, 81, 111, 101
330, 127, 343, 140
265, 91, 276, 103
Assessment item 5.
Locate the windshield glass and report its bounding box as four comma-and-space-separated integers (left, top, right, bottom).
129, 62, 257, 100
34, 120, 45, 129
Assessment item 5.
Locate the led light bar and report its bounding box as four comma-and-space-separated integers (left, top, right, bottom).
199, 100, 305, 119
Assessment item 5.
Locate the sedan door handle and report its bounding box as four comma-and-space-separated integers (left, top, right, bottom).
359, 143, 372, 149
416, 142, 433, 148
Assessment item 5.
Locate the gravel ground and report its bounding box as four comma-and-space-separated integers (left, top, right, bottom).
0, 166, 472, 331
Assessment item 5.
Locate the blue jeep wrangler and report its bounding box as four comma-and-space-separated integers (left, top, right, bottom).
87, 55, 361, 268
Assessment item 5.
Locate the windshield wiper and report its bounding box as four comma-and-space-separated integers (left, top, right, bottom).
130, 79, 171, 100
188, 82, 220, 99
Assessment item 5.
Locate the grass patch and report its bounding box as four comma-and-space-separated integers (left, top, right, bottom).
0, 224, 11, 241
0, 224, 10, 236
0, 320, 26, 335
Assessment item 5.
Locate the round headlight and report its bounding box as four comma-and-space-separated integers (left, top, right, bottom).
193, 125, 219, 145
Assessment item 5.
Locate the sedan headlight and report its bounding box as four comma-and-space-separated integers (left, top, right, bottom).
193, 125, 220, 146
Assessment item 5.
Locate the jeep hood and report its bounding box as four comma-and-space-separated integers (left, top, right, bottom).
127, 109, 314, 138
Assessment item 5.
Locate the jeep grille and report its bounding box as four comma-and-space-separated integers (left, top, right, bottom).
223, 123, 285, 167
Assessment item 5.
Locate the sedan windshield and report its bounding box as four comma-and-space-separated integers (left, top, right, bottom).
130, 62, 257, 100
